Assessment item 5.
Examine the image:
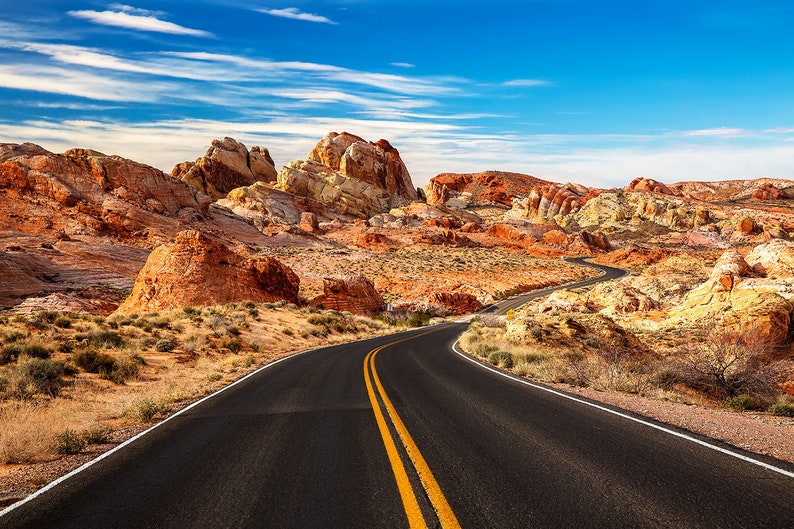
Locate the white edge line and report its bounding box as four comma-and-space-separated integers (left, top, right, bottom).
0, 327, 430, 518
451, 338, 794, 479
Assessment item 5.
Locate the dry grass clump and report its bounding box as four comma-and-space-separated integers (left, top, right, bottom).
0, 303, 390, 466
460, 315, 793, 413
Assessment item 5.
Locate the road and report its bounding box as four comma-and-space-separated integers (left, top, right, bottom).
2, 259, 793, 528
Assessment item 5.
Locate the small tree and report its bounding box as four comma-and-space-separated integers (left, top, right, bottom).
678, 326, 784, 403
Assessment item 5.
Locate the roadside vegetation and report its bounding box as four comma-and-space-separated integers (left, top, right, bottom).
460, 315, 794, 417
0, 303, 403, 465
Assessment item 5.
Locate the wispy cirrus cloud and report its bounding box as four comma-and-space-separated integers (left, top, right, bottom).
680, 127, 747, 138
68, 5, 212, 37
257, 7, 337, 25
390, 62, 416, 69
0, 63, 156, 102
503, 79, 551, 87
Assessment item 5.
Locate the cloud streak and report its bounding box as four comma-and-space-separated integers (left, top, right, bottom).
257, 7, 337, 25
68, 7, 212, 37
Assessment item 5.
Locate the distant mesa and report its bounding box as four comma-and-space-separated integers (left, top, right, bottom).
115, 230, 300, 314
276, 132, 418, 218
172, 137, 278, 200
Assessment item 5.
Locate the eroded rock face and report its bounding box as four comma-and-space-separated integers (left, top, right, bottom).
667, 248, 792, 343
542, 229, 612, 253
424, 171, 548, 207
0, 143, 209, 238
521, 183, 590, 221
278, 133, 417, 217
115, 230, 299, 314
173, 137, 278, 199
429, 292, 483, 315
746, 239, 794, 279
310, 274, 384, 315
625, 177, 676, 195
216, 182, 305, 228
752, 183, 789, 201
278, 159, 392, 217
565, 191, 709, 233
706, 249, 753, 292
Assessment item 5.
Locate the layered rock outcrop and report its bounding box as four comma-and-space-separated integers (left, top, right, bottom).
115, 230, 299, 314
0, 143, 209, 238
564, 191, 710, 233
424, 171, 548, 207
429, 292, 483, 315
521, 183, 591, 221
746, 239, 794, 279
625, 177, 675, 195
310, 275, 384, 315
172, 137, 278, 200
277, 133, 417, 217
667, 248, 793, 343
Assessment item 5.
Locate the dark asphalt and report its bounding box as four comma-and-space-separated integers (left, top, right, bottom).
3, 259, 793, 528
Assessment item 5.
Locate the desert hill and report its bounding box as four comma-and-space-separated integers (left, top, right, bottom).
2, 132, 794, 485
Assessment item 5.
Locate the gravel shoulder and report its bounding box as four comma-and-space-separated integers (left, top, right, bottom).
553, 383, 794, 464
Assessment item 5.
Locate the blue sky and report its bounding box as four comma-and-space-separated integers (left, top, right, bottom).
1, 1, 794, 187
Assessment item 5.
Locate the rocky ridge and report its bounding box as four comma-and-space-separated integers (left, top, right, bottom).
116, 230, 299, 314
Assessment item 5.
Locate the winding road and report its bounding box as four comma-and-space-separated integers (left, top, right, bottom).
2, 259, 793, 528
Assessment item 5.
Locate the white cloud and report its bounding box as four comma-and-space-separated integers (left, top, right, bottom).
0, 64, 155, 102
68, 7, 212, 37
391, 62, 416, 69
3, 118, 794, 189
680, 127, 747, 138
257, 7, 337, 25
764, 127, 794, 134
503, 79, 551, 87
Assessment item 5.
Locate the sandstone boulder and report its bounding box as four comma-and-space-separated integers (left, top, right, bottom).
736, 216, 759, 236
752, 183, 789, 201
746, 239, 794, 279
173, 137, 277, 199
115, 230, 299, 314
763, 223, 790, 242
707, 249, 753, 292
216, 182, 305, 228
310, 275, 384, 315
667, 248, 793, 343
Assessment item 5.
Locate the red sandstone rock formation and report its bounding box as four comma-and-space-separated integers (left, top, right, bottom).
277, 132, 418, 217
541, 229, 612, 253
525, 183, 590, 220
310, 275, 385, 315
0, 143, 209, 239
115, 230, 299, 314
429, 292, 483, 315
424, 171, 549, 207
626, 177, 676, 195
172, 137, 278, 200
752, 183, 789, 201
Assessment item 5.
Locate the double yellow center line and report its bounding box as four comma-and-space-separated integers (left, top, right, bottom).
363, 333, 462, 529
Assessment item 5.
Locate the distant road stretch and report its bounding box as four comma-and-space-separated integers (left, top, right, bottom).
3, 257, 793, 528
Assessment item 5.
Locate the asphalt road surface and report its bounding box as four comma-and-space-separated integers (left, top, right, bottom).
3, 260, 793, 528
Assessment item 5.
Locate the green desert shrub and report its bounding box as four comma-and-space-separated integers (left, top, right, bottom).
82, 424, 112, 444
53, 429, 86, 455
155, 339, 177, 352
488, 350, 514, 369
17, 358, 65, 396
129, 399, 168, 422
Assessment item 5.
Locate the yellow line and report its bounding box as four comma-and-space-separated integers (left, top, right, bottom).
364, 346, 427, 529
369, 339, 463, 529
